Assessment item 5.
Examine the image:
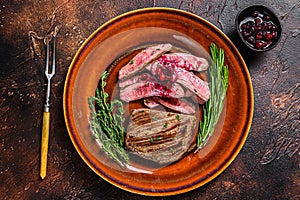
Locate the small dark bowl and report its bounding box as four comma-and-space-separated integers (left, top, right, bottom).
236, 5, 282, 52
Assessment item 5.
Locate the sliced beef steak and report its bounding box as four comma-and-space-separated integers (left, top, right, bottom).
118, 43, 172, 80
148, 61, 211, 102
120, 81, 184, 102
153, 97, 196, 114
143, 98, 160, 108
143, 97, 196, 114
118, 73, 155, 88
158, 53, 209, 72
125, 108, 198, 164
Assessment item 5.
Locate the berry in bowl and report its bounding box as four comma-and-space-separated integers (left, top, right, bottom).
236, 5, 282, 51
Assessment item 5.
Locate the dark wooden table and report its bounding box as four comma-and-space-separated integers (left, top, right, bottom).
1, 0, 299, 199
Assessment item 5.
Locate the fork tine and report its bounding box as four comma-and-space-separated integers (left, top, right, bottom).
51, 37, 56, 76
45, 37, 56, 78
45, 40, 50, 76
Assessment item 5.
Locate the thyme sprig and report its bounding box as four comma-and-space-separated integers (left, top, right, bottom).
88, 71, 129, 167
196, 43, 229, 151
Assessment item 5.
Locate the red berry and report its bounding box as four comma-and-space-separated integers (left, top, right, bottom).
255, 40, 267, 49
242, 30, 250, 39
255, 25, 263, 31
253, 11, 259, 17
265, 33, 273, 41
247, 36, 255, 45
255, 31, 264, 40
271, 25, 277, 31
271, 31, 277, 37
255, 17, 262, 25
266, 23, 273, 30
241, 23, 248, 30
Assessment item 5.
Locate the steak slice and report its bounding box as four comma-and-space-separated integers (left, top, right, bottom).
120, 81, 184, 102
185, 90, 206, 104
143, 98, 160, 108
158, 53, 209, 72
125, 108, 198, 164
118, 43, 172, 80
118, 73, 155, 88
143, 97, 196, 114
153, 97, 196, 114
148, 61, 211, 102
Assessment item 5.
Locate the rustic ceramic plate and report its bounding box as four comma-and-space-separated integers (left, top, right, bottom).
63, 8, 254, 196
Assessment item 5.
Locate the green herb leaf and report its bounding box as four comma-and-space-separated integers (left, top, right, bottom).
195, 43, 229, 152
163, 122, 168, 128
88, 71, 129, 167
150, 137, 153, 143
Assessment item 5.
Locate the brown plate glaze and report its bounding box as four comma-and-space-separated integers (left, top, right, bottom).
63, 8, 254, 196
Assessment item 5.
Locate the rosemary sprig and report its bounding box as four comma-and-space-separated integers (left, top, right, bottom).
88, 71, 129, 167
196, 43, 229, 151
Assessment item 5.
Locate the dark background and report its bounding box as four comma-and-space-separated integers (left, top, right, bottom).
1, 0, 299, 199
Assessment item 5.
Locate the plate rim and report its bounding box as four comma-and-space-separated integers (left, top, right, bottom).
63, 7, 254, 196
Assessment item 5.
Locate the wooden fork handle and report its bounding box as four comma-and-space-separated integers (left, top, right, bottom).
40, 111, 50, 179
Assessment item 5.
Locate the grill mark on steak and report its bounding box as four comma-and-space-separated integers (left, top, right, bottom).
128, 116, 182, 138
127, 127, 179, 148
132, 136, 181, 153
119, 81, 184, 102
118, 43, 172, 80
125, 108, 197, 164
158, 53, 209, 72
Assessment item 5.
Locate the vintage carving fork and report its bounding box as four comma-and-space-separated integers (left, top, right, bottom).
40, 36, 56, 179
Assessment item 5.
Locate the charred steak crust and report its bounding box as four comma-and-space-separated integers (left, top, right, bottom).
125, 108, 198, 164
